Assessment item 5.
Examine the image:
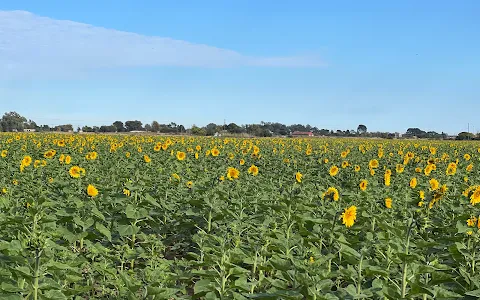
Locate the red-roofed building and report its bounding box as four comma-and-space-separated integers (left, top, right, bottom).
291, 131, 314, 137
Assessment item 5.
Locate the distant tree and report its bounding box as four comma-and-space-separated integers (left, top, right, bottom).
92, 126, 100, 133
205, 123, 219, 136
178, 125, 186, 133
357, 124, 367, 135
456, 132, 474, 140
1, 111, 27, 132
190, 125, 206, 136
55, 124, 74, 132
151, 121, 161, 132
125, 120, 143, 132
82, 126, 94, 132
226, 123, 243, 134
112, 121, 125, 132
405, 128, 427, 138
100, 125, 116, 132
144, 124, 152, 132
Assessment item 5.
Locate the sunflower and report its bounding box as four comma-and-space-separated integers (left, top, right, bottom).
384, 173, 391, 186
446, 162, 457, 176
354, 165, 360, 172
368, 159, 379, 169
22, 155, 32, 167
144, 155, 151, 163
69, 166, 82, 178
415, 167, 422, 173
176, 151, 186, 161
239, 159, 245, 165
294, 171, 303, 183
248, 165, 259, 176
419, 190, 425, 200
87, 184, 98, 197
429, 178, 439, 191
395, 164, 405, 174
171, 173, 181, 181
154, 144, 161, 152
65, 155, 72, 164
340, 205, 357, 228
186, 181, 193, 188
33, 160, 40, 168
211, 148, 220, 157
410, 177, 417, 189
44, 150, 56, 159
329, 166, 339, 177
123, 189, 131, 197
385, 198, 392, 209
0, 150, 7, 158
341, 161, 349, 168
322, 187, 339, 201
470, 186, 480, 206
227, 167, 240, 180
467, 217, 477, 228
466, 164, 473, 172
464, 153, 471, 161
359, 179, 368, 191
196, 145, 201, 151
125, 152, 131, 158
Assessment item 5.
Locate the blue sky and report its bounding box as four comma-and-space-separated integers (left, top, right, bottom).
0, 1, 479, 134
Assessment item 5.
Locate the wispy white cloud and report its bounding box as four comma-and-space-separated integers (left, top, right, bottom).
0, 10, 324, 77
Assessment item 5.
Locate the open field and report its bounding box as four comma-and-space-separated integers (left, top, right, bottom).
1, 133, 480, 299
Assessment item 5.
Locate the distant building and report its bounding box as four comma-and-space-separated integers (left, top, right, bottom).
291, 131, 314, 137
24, 128, 36, 132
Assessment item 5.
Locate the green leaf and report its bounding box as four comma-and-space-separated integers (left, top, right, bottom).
91, 206, 105, 221
42, 290, 67, 300
125, 204, 136, 219
194, 279, 214, 295
95, 222, 112, 242
466, 289, 480, 297
0, 282, 23, 293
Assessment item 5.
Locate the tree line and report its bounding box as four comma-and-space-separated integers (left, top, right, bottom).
0, 111, 472, 140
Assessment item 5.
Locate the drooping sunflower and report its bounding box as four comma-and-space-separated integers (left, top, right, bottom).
410, 177, 417, 189
385, 198, 392, 209
295, 172, 303, 183
144, 155, 151, 163
0, 150, 7, 158
354, 165, 361, 172
359, 179, 368, 191
341, 205, 357, 228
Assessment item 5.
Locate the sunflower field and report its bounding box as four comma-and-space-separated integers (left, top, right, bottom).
1, 133, 480, 299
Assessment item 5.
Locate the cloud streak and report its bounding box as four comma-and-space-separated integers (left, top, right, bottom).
0, 10, 324, 77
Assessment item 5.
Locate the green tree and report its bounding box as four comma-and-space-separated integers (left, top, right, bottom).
151, 121, 161, 132
112, 121, 125, 132
357, 124, 367, 134
0, 111, 27, 132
